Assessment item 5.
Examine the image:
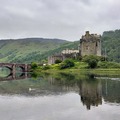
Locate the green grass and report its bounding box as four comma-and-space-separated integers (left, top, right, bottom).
35, 61, 120, 76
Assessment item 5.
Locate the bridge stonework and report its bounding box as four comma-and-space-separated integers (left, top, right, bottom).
0, 63, 31, 75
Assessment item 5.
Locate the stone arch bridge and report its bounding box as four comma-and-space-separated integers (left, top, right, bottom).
0, 63, 31, 74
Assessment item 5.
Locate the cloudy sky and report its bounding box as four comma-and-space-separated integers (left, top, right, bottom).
0, 0, 120, 41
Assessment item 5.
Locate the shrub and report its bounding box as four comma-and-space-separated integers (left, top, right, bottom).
98, 61, 120, 68
99, 56, 108, 61
82, 55, 98, 68
98, 61, 108, 68
50, 64, 60, 69
59, 63, 67, 69
82, 55, 99, 62
42, 65, 50, 70
88, 59, 97, 68
59, 59, 75, 69
31, 62, 38, 69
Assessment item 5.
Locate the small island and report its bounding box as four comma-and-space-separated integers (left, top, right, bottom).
31, 31, 120, 76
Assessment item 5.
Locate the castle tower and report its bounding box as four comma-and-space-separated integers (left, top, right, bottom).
79, 31, 101, 56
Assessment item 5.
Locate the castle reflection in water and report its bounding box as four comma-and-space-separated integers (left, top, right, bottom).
49, 74, 103, 110
79, 79, 102, 110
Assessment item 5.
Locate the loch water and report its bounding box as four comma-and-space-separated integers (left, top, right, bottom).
0, 72, 120, 120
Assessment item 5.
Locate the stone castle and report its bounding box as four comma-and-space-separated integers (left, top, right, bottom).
80, 31, 101, 56
48, 31, 101, 64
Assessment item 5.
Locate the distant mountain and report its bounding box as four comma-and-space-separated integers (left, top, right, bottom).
0, 38, 70, 63
102, 29, 120, 62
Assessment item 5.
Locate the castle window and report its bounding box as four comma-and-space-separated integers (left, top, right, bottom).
96, 42, 98, 47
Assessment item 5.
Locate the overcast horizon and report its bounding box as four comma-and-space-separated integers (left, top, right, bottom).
0, 0, 120, 41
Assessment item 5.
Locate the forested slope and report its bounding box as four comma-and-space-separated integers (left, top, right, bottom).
102, 30, 120, 62
0, 38, 69, 63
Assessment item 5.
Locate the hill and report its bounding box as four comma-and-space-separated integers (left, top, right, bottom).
0, 38, 70, 63
102, 30, 120, 62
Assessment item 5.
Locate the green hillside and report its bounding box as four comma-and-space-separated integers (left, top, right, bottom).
0, 38, 69, 63
102, 30, 120, 62
10, 41, 79, 63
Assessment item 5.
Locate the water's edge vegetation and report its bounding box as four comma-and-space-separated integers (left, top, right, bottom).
31, 55, 120, 77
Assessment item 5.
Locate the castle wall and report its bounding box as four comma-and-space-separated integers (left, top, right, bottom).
96, 40, 101, 56
48, 52, 79, 64
48, 55, 63, 64
81, 41, 97, 56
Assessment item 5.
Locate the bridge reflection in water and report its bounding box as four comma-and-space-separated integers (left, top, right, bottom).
0, 72, 31, 81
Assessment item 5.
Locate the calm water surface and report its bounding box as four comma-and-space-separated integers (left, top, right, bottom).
0, 72, 120, 120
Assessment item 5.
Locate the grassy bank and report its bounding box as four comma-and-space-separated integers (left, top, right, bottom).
32, 59, 120, 76
33, 67, 120, 77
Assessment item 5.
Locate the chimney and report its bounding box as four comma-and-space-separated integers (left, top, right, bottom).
86, 31, 89, 35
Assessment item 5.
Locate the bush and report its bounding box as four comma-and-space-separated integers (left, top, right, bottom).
50, 64, 60, 69
88, 59, 97, 68
82, 55, 99, 62
42, 65, 50, 70
31, 62, 38, 69
59, 59, 75, 69
82, 55, 98, 68
98, 61, 108, 68
59, 63, 67, 69
98, 61, 120, 68
99, 56, 108, 61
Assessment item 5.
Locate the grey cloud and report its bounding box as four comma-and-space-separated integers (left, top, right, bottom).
77, 0, 91, 5
0, 0, 120, 40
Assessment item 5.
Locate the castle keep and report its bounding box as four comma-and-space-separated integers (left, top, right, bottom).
80, 31, 101, 56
